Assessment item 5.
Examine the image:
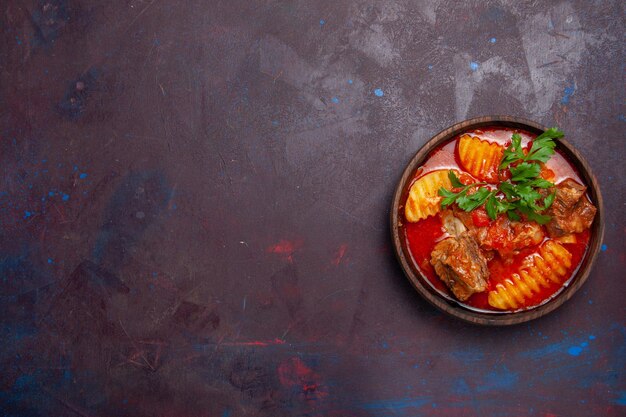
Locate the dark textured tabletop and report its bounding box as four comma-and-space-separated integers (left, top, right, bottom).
1, 1, 624, 416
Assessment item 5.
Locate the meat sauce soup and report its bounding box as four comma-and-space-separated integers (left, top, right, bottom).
401, 127, 594, 312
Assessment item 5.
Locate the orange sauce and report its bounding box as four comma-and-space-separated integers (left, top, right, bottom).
401, 127, 591, 312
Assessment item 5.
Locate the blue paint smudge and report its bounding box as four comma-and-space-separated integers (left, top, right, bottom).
613, 391, 626, 406
271, 120, 279, 126
521, 340, 572, 358
567, 346, 583, 356
47, 258, 53, 264
561, 83, 576, 105
360, 397, 431, 410
470, 61, 479, 71
381, 341, 389, 349
331, 96, 339, 104
601, 244, 607, 251
450, 348, 485, 362
13, 374, 37, 390
428, 64, 433, 70
374, 88, 384, 97
453, 378, 471, 395
619, 114, 626, 122
222, 409, 232, 417
319, 19, 325, 26
62, 193, 70, 201
477, 365, 518, 392
5, 324, 38, 341
23, 211, 32, 219
589, 335, 596, 340
79, 173, 88, 179
348, 79, 353, 84
490, 37, 497, 43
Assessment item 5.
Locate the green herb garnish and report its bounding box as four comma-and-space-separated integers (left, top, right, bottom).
439, 171, 487, 209
500, 128, 563, 169
438, 127, 564, 223
499, 133, 525, 169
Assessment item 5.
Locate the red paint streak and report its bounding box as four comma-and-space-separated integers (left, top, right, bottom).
266, 239, 303, 262
277, 357, 329, 400
223, 338, 285, 347
332, 244, 348, 265
278, 357, 314, 387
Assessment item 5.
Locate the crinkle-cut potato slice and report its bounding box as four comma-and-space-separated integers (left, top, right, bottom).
405, 169, 454, 223
457, 134, 504, 183
488, 240, 573, 310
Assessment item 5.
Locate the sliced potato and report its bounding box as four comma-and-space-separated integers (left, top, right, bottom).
405, 170, 453, 223
458, 134, 504, 183
488, 240, 572, 310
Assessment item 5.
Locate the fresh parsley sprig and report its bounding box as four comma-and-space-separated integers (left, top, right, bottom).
499, 133, 525, 169
495, 182, 556, 224
499, 128, 563, 169
438, 127, 564, 224
438, 171, 487, 210
485, 192, 516, 220
439, 171, 494, 212
510, 162, 541, 182
525, 127, 562, 163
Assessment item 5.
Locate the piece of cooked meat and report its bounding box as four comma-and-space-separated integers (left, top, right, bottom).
430, 234, 489, 301
509, 220, 545, 250
545, 178, 597, 237
451, 207, 544, 258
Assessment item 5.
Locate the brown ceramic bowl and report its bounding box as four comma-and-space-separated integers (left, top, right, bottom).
390, 116, 604, 325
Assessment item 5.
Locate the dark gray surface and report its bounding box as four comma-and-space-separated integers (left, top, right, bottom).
1, 1, 624, 416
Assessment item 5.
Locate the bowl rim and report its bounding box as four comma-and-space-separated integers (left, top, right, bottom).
390, 115, 605, 326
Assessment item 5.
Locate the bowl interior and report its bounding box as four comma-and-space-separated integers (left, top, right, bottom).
390, 116, 604, 325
